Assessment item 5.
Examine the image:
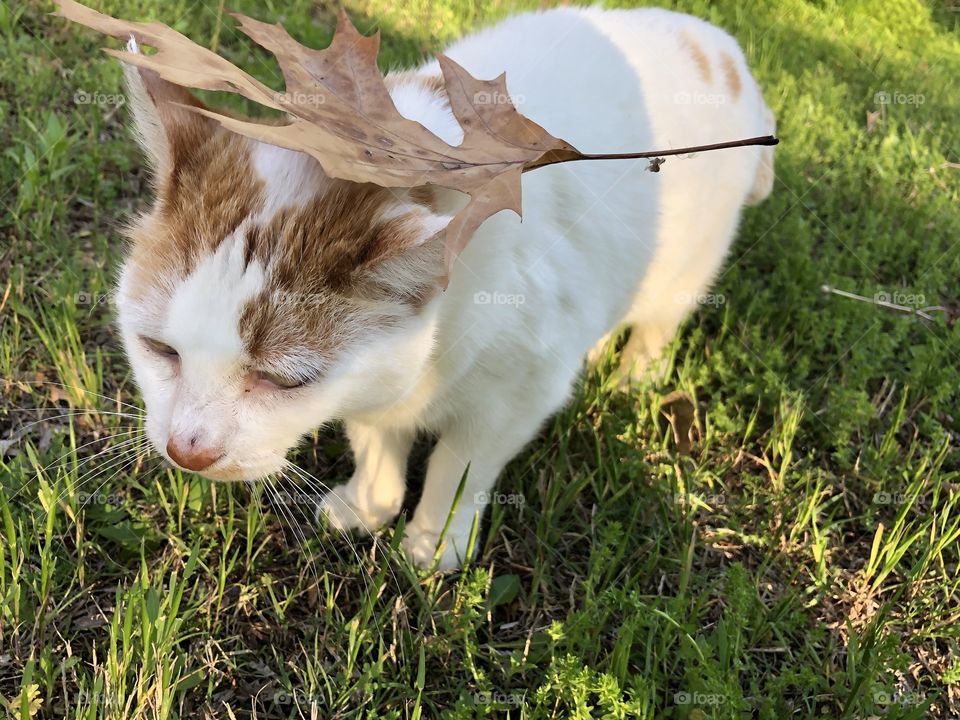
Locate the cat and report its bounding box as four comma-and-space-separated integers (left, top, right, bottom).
116, 6, 774, 569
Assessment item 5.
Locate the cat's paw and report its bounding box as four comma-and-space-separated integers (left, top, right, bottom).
317, 485, 399, 534
402, 521, 476, 571
612, 354, 670, 390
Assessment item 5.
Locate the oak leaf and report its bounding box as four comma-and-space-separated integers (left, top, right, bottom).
659, 390, 699, 456
54, 0, 583, 281
53, 0, 777, 283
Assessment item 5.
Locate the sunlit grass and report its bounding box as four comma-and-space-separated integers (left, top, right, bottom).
0, 0, 958, 717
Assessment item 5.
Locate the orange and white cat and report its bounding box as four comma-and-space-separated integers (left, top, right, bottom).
116, 7, 774, 568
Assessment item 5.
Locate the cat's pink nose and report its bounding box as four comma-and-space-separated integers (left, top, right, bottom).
166, 435, 222, 472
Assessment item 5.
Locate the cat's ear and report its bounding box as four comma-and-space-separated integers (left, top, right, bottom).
358, 205, 453, 303
122, 38, 216, 179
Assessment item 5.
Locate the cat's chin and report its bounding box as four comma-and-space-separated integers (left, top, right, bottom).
164, 456, 286, 483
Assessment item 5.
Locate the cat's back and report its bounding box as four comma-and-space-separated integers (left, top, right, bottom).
430, 6, 767, 151
406, 7, 773, 405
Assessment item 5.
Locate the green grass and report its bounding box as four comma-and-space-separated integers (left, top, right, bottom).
1, 0, 959, 717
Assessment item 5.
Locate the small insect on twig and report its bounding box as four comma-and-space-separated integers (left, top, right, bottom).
647, 157, 666, 173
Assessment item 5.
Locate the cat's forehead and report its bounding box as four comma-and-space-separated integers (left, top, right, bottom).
127, 133, 398, 282
163, 233, 265, 366
122, 131, 427, 365
158, 226, 352, 372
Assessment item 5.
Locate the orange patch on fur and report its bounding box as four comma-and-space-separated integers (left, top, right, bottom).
242, 181, 437, 289
720, 53, 742, 99
408, 184, 437, 211
238, 178, 442, 364
124, 94, 444, 368
679, 32, 712, 84
125, 129, 264, 298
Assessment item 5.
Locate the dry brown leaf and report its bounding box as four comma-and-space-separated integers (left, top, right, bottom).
660, 390, 699, 456
54, 0, 581, 281
53, 0, 777, 284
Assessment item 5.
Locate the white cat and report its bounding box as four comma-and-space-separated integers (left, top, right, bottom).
116, 6, 774, 569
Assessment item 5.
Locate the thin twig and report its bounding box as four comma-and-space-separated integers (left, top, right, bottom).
527, 135, 780, 172
821, 285, 947, 322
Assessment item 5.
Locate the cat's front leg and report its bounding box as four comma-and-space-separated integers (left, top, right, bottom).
403, 402, 560, 570
401, 429, 498, 570
319, 421, 414, 533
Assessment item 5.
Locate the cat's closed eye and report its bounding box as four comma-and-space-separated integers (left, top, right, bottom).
254, 369, 308, 390
141, 336, 179, 359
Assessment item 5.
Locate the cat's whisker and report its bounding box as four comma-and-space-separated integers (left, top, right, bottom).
13, 381, 146, 415
278, 464, 373, 565
54, 427, 145, 461
69, 435, 149, 480
3, 410, 144, 442
283, 461, 404, 586
20, 425, 145, 470
274, 469, 395, 649
66, 433, 147, 473
261, 477, 329, 596
282, 462, 376, 535
60, 438, 150, 495
11, 431, 148, 505
53, 426, 145, 460
265, 475, 323, 590
244, 479, 264, 524
277, 472, 354, 560
31, 439, 152, 521
285, 460, 403, 638
71, 451, 153, 516
4, 406, 142, 417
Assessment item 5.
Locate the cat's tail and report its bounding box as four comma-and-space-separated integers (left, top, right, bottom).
745, 99, 776, 206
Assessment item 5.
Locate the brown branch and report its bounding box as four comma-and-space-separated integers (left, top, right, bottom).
526, 135, 780, 172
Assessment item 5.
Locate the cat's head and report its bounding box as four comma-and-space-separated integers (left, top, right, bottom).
116, 59, 450, 481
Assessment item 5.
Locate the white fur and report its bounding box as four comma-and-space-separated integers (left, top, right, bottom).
340, 7, 775, 567
251, 142, 326, 217
120, 7, 774, 568
389, 81, 464, 146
